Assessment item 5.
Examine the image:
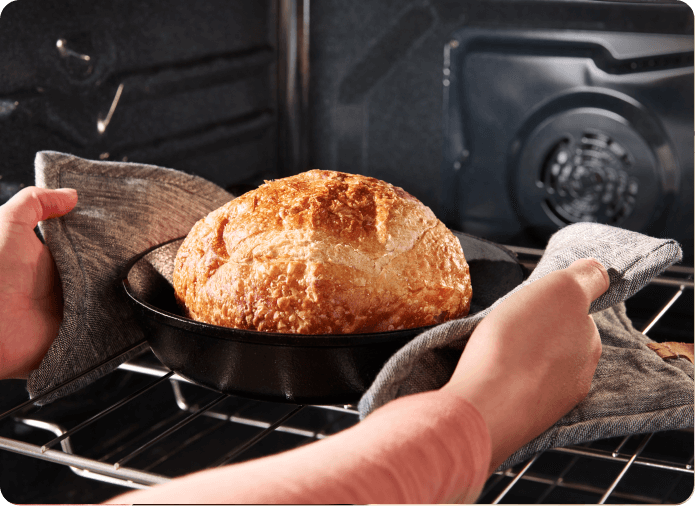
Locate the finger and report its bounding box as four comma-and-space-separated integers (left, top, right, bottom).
0, 187, 78, 228
565, 258, 610, 302
36, 188, 79, 220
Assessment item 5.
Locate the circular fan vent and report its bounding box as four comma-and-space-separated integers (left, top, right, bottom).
511, 102, 671, 241
539, 132, 639, 225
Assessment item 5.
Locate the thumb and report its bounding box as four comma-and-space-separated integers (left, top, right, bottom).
564, 258, 610, 303
0, 186, 78, 228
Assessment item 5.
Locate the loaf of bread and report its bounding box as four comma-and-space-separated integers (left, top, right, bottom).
173, 170, 472, 334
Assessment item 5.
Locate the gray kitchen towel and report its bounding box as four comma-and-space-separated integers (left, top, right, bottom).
29, 152, 692, 472
29, 151, 232, 404
358, 221, 686, 414
357, 219, 692, 471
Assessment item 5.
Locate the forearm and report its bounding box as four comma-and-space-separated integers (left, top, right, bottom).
107, 390, 491, 504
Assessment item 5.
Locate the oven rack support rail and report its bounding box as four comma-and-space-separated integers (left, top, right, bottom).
0, 255, 692, 504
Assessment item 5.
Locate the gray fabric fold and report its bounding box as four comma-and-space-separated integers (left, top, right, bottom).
30, 151, 692, 472
356, 221, 691, 471
29, 151, 232, 404
358, 222, 685, 416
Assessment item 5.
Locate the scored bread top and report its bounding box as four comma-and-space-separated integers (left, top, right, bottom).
173, 170, 472, 334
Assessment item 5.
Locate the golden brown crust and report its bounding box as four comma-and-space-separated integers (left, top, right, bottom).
173, 170, 472, 334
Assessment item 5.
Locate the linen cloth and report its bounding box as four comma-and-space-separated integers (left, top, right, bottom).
357, 214, 692, 470
29, 151, 692, 471
29, 151, 232, 404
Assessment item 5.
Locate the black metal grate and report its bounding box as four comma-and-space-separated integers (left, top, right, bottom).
0, 251, 692, 504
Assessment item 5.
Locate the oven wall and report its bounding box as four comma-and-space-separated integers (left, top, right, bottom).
308, 0, 693, 256
0, 0, 280, 201
1, 0, 692, 259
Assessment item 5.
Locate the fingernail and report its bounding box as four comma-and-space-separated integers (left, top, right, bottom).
587, 257, 609, 277
583, 257, 610, 296
56, 188, 77, 197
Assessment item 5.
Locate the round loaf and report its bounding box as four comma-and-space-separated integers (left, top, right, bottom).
173, 170, 472, 334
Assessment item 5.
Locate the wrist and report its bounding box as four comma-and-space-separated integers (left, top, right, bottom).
441, 371, 541, 474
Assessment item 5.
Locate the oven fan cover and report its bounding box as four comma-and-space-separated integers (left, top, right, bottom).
511, 102, 675, 239
440, 26, 692, 261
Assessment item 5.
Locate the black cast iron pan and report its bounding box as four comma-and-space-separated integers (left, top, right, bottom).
121, 232, 524, 405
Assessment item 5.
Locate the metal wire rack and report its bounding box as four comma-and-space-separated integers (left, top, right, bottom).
0, 249, 692, 504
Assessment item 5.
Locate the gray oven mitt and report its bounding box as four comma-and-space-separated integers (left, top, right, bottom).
358, 220, 692, 471
28, 151, 232, 404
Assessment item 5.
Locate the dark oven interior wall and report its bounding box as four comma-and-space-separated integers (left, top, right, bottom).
0, 0, 279, 203
308, 0, 693, 236
0, 0, 692, 253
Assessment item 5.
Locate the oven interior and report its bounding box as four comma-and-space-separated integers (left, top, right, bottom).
0, 0, 692, 503
0, 253, 691, 504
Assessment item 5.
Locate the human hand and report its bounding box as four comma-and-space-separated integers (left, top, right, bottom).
0, 186, 78, 379
442, 258, 609, 473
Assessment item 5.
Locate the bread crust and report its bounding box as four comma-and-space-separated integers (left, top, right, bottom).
173, 170, 472, 334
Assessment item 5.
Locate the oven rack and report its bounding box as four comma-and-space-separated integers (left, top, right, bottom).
0, 255, 692, 504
